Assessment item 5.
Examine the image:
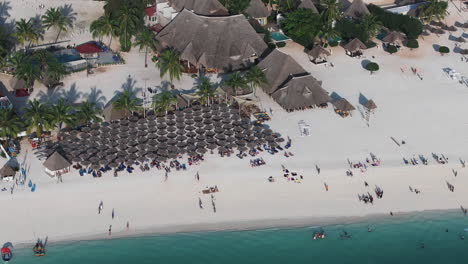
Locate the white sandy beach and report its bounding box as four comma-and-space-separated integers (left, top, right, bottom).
1, 0, 468, 247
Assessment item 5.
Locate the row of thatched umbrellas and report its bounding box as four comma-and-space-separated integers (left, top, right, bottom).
423, 21, 468, 36
47, 104, 284, 170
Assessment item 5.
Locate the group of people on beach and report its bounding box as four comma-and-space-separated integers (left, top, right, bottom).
281, 167, 303, 183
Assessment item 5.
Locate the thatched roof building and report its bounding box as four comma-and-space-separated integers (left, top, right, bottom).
258, 49, 330, 111
258, 49, 305, 94
245, 0, 270, 18
308, 46, 331, 63
343, 38, 367, 52
298, 0, 319, 13
271, 75, 330, 111
43, 151, 72, 176
102, 103, 130, 122
0, 164, 16, 179
332, 98, 355, 111
383, 31, 406, 46
364, 99, 377, 110
168, 0, 229, 16
156, 9, 267, 72
343, 0, 370, 19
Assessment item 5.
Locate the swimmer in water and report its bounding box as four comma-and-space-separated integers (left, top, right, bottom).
420, 243, 425, 249
460, 235, 465, 240
368, 226, 373, 232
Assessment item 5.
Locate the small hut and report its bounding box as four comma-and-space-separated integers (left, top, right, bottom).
364, 99, 377, 112
298, 0, 319, 14
308, 46, 331, 64
343, 0, 370, 20
0, 164, 16, 180
382, 31, 406, 48
343, 38, 367, 57
332, 98, 355, 117
245, 0, 270, 26
43, 151, 72, 177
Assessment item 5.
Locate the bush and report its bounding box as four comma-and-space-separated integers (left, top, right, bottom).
335, 19, 369, 43
328, 40, 339, 47
365, 41, 377, 49
276, 41, 286, 48
406, 39, 419, 49
368, 4, 422, 39
267, 43, 276, 50
438, 46, 449, 54
365, 62, 380, 73
387, 45, 398, 54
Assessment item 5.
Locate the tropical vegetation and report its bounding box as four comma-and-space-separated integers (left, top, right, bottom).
224, 71, 249, 96
0, 109, 23, 140
195, 77, 215, 105
152, 91, 176, 113
14, 18, 43, 49
420, 0, 448, 22
90, 13, 118, 46
245, 66, 267, 95
365, 62, 379, 74
42, 7, 73, 42
438, 46, 449, 55
76, 101, 102, 126
219, 0, 251, 14
113, 90, 141, 114
23, 99, 53, 135
156, 49, 184, 82
133, 28, 157, 67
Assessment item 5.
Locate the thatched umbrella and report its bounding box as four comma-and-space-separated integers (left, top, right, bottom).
204, 125, 214, 131
195, 128, 205, 134
147, 114, 156, 120
115, 157, 125, 163
72, 157, 82, 163
166, 120, 176, 126
125, 160, 135, 166
206, 131, 216, 137
167, 126, 177, 132
157, 136, 168, 142
185, 119, 195, 125
212, 115, 222, 121
176, 135, 187, 141
234, 132, 244, 139
176, 117, 185, 123
206, 137, 216, 144
232, 120, 242, 126
207, 144, 217, 150
187, 131, 197, 137
166, 132, 177, 138
157, 123, 167, 129
127, 147, 138, 153
176, 142, 187, 148
91, 164, 101, 170
454, 36, 466, 43
203, 119, 213, 124
187, 145, 197, 151
187, 138, 197, 144
176, 129, 185, 135
223, 124, 233, 129
167, 139, 177, 145
147, 145, 158, 152
197, 148, 207, 154
236, 140, 247, 146
233, 126, 243, 132
120, 119, 130, 126
186, 125, 196, 131
157, 130, 167, 136
221, 112, 230, 118
224, 130, 234, 136
158, 142, 169, 149
148, 120, 157, 126
194, 122, 204, 128
81, 160, 91, 166
146, 153, 157, 159
196, 134, 206, 141
108, 162, 119, 168
217, 140, 227, 146
214, 127, 224, 134
127, 140, 138, 146
176, 123, 186, 129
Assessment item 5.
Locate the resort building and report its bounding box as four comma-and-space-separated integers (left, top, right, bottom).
258, 49, 330, 111
342, 0, 370, 19
245, 0, 270, 26
156, 9, 268, 73
43, 151, 72, 177
144, 5, 157, 26
155, 0, 229, 26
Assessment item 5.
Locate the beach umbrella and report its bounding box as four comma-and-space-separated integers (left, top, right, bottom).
109, 129, 119, 135
184, 108, 193, 113
233, 126, 243, 133
226, 137, 236, 142
136, 156, 146, 163
176, 135, 187, 141
187, 138, 197, 144
275, 137, 285, 143
158, 142, 168, 149
232, 120, 242, 126
203, 118, 213, 125
187, 145, 197, 151
196, 134, 206, 141
223, 124, 233, 129
247, 142, 257, 148
157, 136, 168, 142
146, 153, 157, 159
186, 131, 196, 137
195, 122, 204, 128
215, 134, 226, 140
176, 129, 185, 135
115, 157, 125, 163
175, 111, 184, 117
202, 106, 211, 113
157, 123, 167, 129
129, 153, 138, 160
176, 123, 186, 129
455, 36, 466, 43
166, 120, 176, 126
129, 116, 138, 122
120, 126, 130, 132
127, 140, 138, 146
157, 149, 168, 156
147, 115, 156, 121
221, 113, 230, 118
148, 133, 158, 139
207, 144, 217, 150
167, 132, 177, 138
167, 139, 177, 145
148, 126, 158, 132
213, 121, 223, 127
256, 138, 266, 144
81, 127, 91, 133
157, 130, 167, 135
89, 156, 100, 163
195, 128, 205, 134
125, 160, 135, 166
263, 128, 273, 134
238, 146, 248, 152
194, 116, 203, 122
99, 159, 109, 165
120, 119, 130, 125
127, 147, 138, 153
202, 113, 212, 119
167, 126, 177, 132
235, 133, 244, 139
193, 111, 202, 116
185, 113, 193, 119
204, 125, 214, 131
80, 160, 91, 166
206, 137, 216, 144
72, 157, 82, 163
214, 127, 224, 134
176, 142, 187, 148
236, 140, 247, 146
224, 130, 234, 136
148, 120, 157, 126
212, 115, 222, 121
265, 135, 275, 142
217, 140, 227, 146
434, 28, 445, 34
186, 126, 196, 131
147, 145, 158, 152
206, 131, 216, 137
176, 117, 185, 123
246, 136, 256, 142
197, 148, 207, 154
185, 119, 195, 125
269, 142, 279, 148
91, 164, 101, 170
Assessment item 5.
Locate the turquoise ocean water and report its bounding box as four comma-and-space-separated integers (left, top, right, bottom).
10, 211, 468, 264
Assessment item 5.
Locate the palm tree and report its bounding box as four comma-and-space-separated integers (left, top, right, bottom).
23, 99, 52, 136
113, 90, 141, 114
50, 98, 75, 130
156, 49, 184, 82
224, 72, 248, 96
43, 57, 67, 88
90, 13, 117, 47
0, 109, 22, 140
14, 18, 41, 48
316, 24, 339, 46
245, 66, 267, 96
76, 101, 102, 126
152, 91, 176, 113
42, 7, 71, 42
421, 0, 448, 22
360, 14, 382, 40
195, 77, 215, 105
117, 3, 142, 51
320, 0, 341, 26
133, 27, 157, 68
14, 58, 41, 89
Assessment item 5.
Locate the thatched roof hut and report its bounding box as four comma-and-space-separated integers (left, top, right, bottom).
43, 151, 72, 176
258, 49, 306, 95
102, 103, 130, 122
168, 0, 229, 16
0, 164, 16, 179
271, 75, 330, 111
156, 9, 267, 72
332, 98, 355, 111
343, 38, 367, 52
454, 36, 466, 43
382, 31, 406, 46
245, 0, 270, 18
364, 99, 377, 110
308, 46, 331, 63
298, 0, 319, 13
343, 0, 370, 19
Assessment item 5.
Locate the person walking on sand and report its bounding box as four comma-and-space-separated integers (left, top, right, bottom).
112, 208, 115, 219
126, 221, 130, 230
108, 225, 112, 236
196, 171, 200, 181
199, 197, 203, 209
165, 171, 168, 182
316, 165, 320, 175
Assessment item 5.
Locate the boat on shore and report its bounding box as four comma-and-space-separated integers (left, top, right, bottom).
1, 246, 12, 262
33, 240, 46, 257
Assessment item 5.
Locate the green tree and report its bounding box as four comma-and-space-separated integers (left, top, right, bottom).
90, 13, 118, 47
316, 24, 339, 46
14, 18, 42, 48
113, 90, 141, 114
421, 0, 447, 22
278, 0, 297, 13
245, 66, 266, 95
224, 71, 249, 96
365, 62, 379, 74
50, 98, 75, 130
14, 57, 41, 89
152, 91, 176, 113
42, 7, 72, 42
23, 99, 52, 135
156, 49, 184, 82
0, 109, 22, 140
220, 0, 251, 14
117, 3, 142, 51
133, 27, 157, 68
33, 50, 66, 87
282, 9, 322, 47
360, 14, 381, 40
320, 0, 341, 25
76, 101, 102, 126
195, 77, 215, 105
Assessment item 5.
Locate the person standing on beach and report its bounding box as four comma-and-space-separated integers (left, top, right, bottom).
112, 208, 115, 219
108, 225, 112, 236
126, 221, 130, 230
199, 197, 203, 209
165, 171, 168, 182
316, 165, 320, 175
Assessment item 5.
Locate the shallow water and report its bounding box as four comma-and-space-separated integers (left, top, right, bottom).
10, 211, 468, 264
